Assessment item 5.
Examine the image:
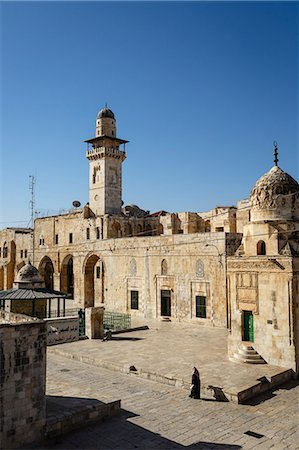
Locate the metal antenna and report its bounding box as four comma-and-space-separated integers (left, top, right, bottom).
29, 175, 36, 228
273, 141, 279, 166
28, 175, 36, 265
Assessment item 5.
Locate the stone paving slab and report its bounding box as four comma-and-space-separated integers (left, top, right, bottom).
47, 322, 292, 402
43, 353, 299, 450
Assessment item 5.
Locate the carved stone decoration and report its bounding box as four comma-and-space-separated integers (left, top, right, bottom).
250, 166, 299, 211
196, 259, 204, 278
130, 258, 137, 277
161, 259, 167, 276
236, 272, 259, 314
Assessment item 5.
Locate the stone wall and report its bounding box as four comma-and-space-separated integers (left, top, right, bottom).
45, 316, 79, 345
0, 311, 46, 449
227, 256, 298, 371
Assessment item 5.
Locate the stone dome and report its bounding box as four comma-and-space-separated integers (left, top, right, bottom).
250, 165, 299, 221
15, 262, 43, 284
97, 107, 115, 120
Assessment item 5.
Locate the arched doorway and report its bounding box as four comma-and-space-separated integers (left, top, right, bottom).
84, 254, 103, 307
60, 255, 74, 298
39, 256, 54, 290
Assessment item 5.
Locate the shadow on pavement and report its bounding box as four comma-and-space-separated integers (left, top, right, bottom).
244, 378, 299, 406
39, 407, 242, 449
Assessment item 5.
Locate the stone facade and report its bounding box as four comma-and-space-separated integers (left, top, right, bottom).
0, 228, 33, 290
1, 108, 298, 372
0, 311, 46, 449
227, 160, 299, 371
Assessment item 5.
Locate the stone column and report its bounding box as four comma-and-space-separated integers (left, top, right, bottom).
85, 306, 105, 339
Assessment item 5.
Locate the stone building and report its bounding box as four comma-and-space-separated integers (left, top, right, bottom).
0, 109, 298, 371
227, 148, 299, 371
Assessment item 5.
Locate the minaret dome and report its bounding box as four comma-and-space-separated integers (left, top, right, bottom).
96, 107, 116, 138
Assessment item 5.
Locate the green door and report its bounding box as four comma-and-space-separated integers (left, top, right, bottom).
243, 311, 254, 342
161, 290, 171, 316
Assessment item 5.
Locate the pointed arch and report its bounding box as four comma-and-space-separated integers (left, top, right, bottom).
60, 254, 74, 297
39, 256, 54, 290
161, 259, 168, 276
83, 254, 102, 307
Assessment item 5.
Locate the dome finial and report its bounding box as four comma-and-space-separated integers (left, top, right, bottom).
273, 141, 279, 166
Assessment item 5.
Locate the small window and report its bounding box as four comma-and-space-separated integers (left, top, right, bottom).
96, 266, 101, 279
130, 290, 139, 310
215, 227, 224, 232
96, 227, 100, 239
20, 250, 23, 258
55, 234, 58, 245
39, 238, 44, 246
3, 243, 8, 258
86, 228, 90, 240
257, 240, 266, 255
69, 233, 73, 244
24, 250, 27, 258
196, 296, 206, 318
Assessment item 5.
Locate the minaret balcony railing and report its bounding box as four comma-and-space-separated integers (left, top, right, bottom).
86, 147, 126, 159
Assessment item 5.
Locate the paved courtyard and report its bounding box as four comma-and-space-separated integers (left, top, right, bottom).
42, 322, 299, 449
45, 353, 298, 449
48, 322, 291, 401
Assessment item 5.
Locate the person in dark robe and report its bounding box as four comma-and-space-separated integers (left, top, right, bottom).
189, 367, 201, 399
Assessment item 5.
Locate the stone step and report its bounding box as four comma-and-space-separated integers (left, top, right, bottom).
238, 350, 264, 359
233, 353, 266, 364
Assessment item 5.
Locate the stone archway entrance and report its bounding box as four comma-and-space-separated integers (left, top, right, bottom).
60, 255, 74, 298
39, 256, 54, 290
84, 255, 103, 308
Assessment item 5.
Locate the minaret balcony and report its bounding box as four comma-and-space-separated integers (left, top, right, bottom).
86, 146, 126, 161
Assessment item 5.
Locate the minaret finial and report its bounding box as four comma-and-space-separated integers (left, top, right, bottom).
273, 141, 278, 166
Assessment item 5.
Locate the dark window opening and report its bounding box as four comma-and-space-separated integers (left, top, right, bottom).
96, 266, 101, 279
24, 250, 27, 258
130, 290, 139, 310
257, 240, 266, 255
55, 234, 58, 245
96, 227, 100, 239
196, 296, 206, 318
86, 228, 90, 240
161, 290, 171, 316
20, 250, 23, 258
69, 233, 73, 244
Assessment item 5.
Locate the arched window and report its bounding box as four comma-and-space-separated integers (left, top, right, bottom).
257, 240, 266, 255
3, 242, 8, 259
161, 259, 167, 276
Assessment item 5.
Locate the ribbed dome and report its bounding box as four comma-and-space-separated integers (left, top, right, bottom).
250, 165, 299, 221
97, 107, 115, 119
16, 262, 43, 284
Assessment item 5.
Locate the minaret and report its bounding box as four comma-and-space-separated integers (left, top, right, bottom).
85, 107, 128, 216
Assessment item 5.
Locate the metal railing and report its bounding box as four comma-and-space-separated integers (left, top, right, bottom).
103, 311, 131, 331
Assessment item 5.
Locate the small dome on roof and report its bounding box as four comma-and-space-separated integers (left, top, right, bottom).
250, 165, 299, 221
16, 262, 43, 284
97, 107, 115, 120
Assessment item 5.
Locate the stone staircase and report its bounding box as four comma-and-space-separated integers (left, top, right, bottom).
232, 343, 266, 364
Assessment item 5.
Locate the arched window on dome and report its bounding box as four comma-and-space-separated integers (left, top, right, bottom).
257, 240, 266, 255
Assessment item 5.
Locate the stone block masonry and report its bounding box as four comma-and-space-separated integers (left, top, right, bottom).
0, 311, 46, 449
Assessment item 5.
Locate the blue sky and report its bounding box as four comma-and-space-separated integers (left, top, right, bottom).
1, 1, 298, 227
